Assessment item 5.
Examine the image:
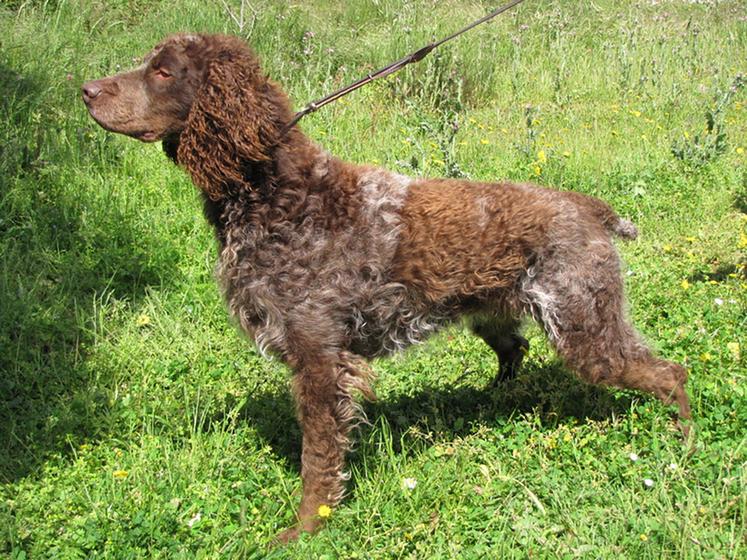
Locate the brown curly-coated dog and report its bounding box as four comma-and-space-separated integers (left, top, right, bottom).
82, 33, 691, 542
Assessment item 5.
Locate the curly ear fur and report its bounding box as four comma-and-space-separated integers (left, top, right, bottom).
176, 36, 292, 201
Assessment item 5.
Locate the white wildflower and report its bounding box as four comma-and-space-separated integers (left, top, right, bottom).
403, 477, 418, 490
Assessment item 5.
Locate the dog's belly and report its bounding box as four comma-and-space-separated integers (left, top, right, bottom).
347, 283, 458, 358
218, 250, 457, 359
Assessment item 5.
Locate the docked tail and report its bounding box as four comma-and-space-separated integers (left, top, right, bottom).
610, 217, 638, 240
564, 191, 638, 240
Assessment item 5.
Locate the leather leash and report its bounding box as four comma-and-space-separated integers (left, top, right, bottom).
279, 0, 527, 136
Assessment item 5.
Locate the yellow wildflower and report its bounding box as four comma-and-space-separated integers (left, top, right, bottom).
318, 504, 332, 518
533, 165, 542, 176
136, 314, 150, 327
480, 139, 490, 145
736, 147, 744, 155
113, 469, 129, 479
663, 244, 672, 253
700, 352, 711, 362
640, 534, 648, 542
681, 279, 690, 290
537, 150, 547, 163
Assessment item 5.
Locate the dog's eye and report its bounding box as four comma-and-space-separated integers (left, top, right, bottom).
154, 68, 172, 79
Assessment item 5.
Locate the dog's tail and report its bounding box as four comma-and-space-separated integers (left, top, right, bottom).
565, 191, 638, 240
609, 217, 639, 240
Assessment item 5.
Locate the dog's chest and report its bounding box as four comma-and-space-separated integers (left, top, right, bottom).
215, 168, 418, 356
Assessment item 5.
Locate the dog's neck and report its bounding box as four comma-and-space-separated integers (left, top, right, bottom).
165, 129, 355, 245
164, 124, 322, 189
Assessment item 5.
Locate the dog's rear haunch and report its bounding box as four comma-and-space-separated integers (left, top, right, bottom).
82, 33, 691, 543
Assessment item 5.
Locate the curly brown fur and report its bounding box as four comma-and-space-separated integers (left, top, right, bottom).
82, 33, 692, 542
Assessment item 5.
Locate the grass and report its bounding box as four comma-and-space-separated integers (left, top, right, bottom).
0, 0, 745, 557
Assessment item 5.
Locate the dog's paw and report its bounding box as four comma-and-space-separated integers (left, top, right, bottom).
273, 525, 302, 545
273, 516, 323, 545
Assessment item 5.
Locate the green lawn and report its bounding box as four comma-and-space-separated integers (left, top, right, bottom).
1, 1, 745, 558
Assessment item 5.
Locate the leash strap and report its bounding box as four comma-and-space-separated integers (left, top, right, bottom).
280, 0, 527, 135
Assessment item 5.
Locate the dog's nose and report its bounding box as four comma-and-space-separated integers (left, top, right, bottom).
81, 81, 102, 103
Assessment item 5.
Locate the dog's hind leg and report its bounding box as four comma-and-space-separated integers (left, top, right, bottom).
561, 333, 692, 438
470, 317, 528, 384
524, 238, 692, 437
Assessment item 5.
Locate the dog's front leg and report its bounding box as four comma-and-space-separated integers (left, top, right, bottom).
275, 356, 351, 543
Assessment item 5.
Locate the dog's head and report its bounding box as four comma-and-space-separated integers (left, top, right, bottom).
82, 34, 209, 143
82, 33, 292, 200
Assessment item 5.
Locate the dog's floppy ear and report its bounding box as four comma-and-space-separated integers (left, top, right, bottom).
176, 38, 286, 201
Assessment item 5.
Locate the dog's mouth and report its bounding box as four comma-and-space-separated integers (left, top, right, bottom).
85, 108, 160, 142
134, 130, 159, 142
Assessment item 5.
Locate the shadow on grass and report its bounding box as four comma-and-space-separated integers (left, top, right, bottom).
0, 61, 178, 481
236, 360, 634, 474
687, 262, 745, 283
